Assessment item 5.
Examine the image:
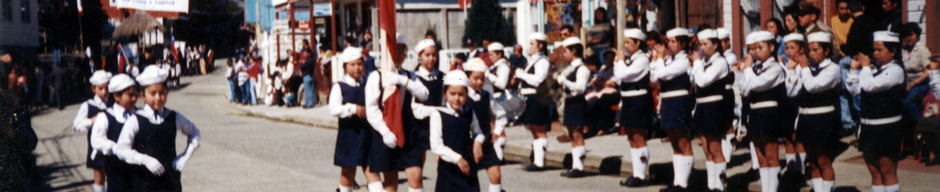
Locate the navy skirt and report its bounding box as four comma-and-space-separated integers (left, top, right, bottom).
400, 121, 431, 168
746, 105, 782, 138
779, 98, 799, 133
334, 126, 371, 167
435, 158, 480, 192
477, 141, 501, 168
660, 96, 693, 130
86, 131, 106, 169
105, 156, 133, 192
367, 130, 401, 172
523, 96, 552, 125
125, 163, 182, 192
620, 94, 653, 128
858, 121, 902, 157
795, 111, 841, 146
562, 96, 588, 126
692, 101, 731, 136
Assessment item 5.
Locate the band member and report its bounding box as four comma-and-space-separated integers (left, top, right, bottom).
74, 70, 111, 192
329, 48, 375, 192
89, 74, 137, 191
846, 31, 905, 192
614, 28, 654, 187
739, 31, 785, 192
429, 72, 485, 192
650, 28, 694, 192
689, 29, 733, 192
486, 42, 511, 99
717, 28, 738, 162
555, 37, 591, 178
780, 33, 808, 176
515, 33, 552, 171
406, 39, 446, 192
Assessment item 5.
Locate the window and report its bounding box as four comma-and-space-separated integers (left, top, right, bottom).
1, 0, 12, 22
20, 0, 28, 23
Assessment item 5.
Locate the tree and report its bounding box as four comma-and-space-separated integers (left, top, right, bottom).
462, 0, 515, 47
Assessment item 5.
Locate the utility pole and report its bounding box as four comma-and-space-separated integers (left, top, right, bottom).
616, 0, 625, 51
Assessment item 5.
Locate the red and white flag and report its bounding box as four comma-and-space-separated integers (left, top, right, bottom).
77, 0, 83, 16
378, 0, 405, 147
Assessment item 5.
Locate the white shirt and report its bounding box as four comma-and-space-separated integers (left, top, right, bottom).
412, 67, 444, 120
740, 57, 785, 97
468, 88, 508, 135
689, 52, 729, 89
516, 53, 550, 87
650, 51, 691, 83
558, 58, 591, 96
74, 96, 108, 132
90, 105, 135, 157
724, 50, 738, 67
785, 59, 842, 98
235, 61, 249, 86
614, 50, 650, 84
429, 103, 485, 164
329, 75, 364, 118
902, 42, 932, 83
113, 105, 201, 168
845, 61, 905, 96
364, 70, 430, 139
486, 58, 511, 91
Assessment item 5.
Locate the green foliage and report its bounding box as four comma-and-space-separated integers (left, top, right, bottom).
462, 0, 516, 47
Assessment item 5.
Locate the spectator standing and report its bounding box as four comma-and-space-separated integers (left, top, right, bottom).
248, 57, 263, 105
831, 0, 854, 48
300, 49, 319, 108
236, 58, 249, 104
587, 8, 614, 64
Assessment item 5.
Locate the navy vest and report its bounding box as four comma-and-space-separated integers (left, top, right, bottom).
104, 112, 125, 142
375, 70, 417, 131
133, 111, 179, 169
520, 57, 547, 89
86, 102, 104, 118
860, 69, 905, 119
564, 66, 588, 96
466, 91, 492, 138
338, 82, 369, 130
489, 65, 505, 94
416, 70, 445, 106
440, 108, 476, 159
694, 64, 727, 98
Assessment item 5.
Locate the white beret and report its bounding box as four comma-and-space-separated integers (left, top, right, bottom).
782, 33, 805, 43
666, 28, 690, 38
487, 42, 505, 52
717, 28, 731, 39
463, 58, 487, 72
746, 31, 775, 45
108, 74, 135, 93
414, 39, 437, 54
89, 70, 112, 86
623, 28, 646, 40
697, 29, 718, 40
873, 31, 899, 43
136, 65, 169, 87
561, 37, 582, 47
443, 70, 469, 87
341, 47, 364, 63
530, 33, 547, 41
806, 32, 832, 43
396, 33, 406, 45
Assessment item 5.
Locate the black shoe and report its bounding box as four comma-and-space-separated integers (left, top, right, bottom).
560, 169, 586, 178
659, 184, 687, 192
619, 177, 648, 187
352, 181, 360, 189
522, 164, 545, 172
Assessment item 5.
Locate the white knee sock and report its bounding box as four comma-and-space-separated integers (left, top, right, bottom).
368, 182, 384, 192
768, 167, 780, 192
706, 161, 715, 190
671, 155, 681, 187
408, 187, 423, 192
489, 184, 502, 192
785, 154, 796, 165
722, 134, 734, 161
630, 148, 641, 178
749, 142, 760, 170
871, 185, 885, 192
571, 146, 585, 170
811, 178, 824, 192
759, 168, 769, 192
676, 155, 693, 188
884, 184, 899, 192
798, 152, 807, 174
533, 139, 548, 167
494, 137, 506, 160
714, 162, 726, 190
92, 184, 105, 192
634, 147, 649, 180
339, 184, 353, 192
822, 180, 835, 192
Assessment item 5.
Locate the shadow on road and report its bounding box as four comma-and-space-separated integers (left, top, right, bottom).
30, 125, 93, 191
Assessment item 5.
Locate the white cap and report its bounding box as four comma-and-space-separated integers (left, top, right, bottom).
108, 74, 135, 93
561, 37, 582, 47
717, 28, 731, 39
443, 70, 469, 87
463, 58, 487, 72
341, 47, 363, 63
487, 42, 505, 52
89, 70, 112, 86
746, 31, 775, 45
530, 33, 547, 41
806, 32, 832, 43
873, 31, 899, 43
697, 29, 718, 40
136, 65, 169, 87
666, 28, 690, 38
396, 33, 406, 45
783, 33, 805, 43
623, 28, 646, 40
414, 39, 436, 54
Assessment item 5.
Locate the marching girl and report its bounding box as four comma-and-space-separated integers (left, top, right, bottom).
89, 74, 137, 192
717, 28, 738, 162
464, 58, 508, 192
486, 42, 511, 99
556, 37, 592, 178
738, 31, 786, 192
329, 48, 377, 192
613, 28, 654, 187
649, 28, 695, 192
364, 34, 429, 192
846, 31, 905, 192
785, 32, 842, 192
74, 70, 111, 192
406, 39, 446, 192
780, 33, 809, 176
429, 72, 485, 192
689, 29, 733, 192
112, 66, 201, 191
515, 33, 553, 172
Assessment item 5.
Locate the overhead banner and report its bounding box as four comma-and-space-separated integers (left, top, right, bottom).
111, 0, 189, 13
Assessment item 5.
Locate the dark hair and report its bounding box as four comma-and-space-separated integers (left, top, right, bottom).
785, 39, 808, 54
882, 41, 902, 62
630, 38, 649, 52
766, 18, 786, 37
455, 53, 467, 62
594, 8, 609, 23
899, 22, 922, 39
536, 40, 549, 55
708, 38, 725, 57
645, 32, 664, 45
784, 13, 803, 33
674, 36, 693, 53
847, 0, 864, 12
344, 36, 355, 44
929, 55, 940, 63
585, 54, 601, 66
425, 30, 437, 39
566, 44, 584, 59
560, 25, 575, 33
760, 39, 779, 57
836, 0, 849, 5
303, 39, 310, 45
810, 41, 834, 60
319, 45, 330, 51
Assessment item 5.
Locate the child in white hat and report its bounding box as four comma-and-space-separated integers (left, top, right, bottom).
651, 27, 695, 192
464, 58, 507, 192
329, 47, 373, 192
429, 71, 485, 192
89, 74, 138, 191
739, 30, 786, 192
73, 70, 111, 192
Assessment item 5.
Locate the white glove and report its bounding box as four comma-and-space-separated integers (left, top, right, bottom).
514, 69, 525, 76
172, 155, 190, 171
384, 74, 409, 86
100, 146, 113, 156
144, 158, 165, 176
736, 124, 748, 141
380, 131, 398, 149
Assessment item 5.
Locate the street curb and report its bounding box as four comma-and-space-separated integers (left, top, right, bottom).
226, 100, 340, 130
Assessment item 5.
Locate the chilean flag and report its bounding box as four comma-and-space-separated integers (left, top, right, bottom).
378, 0, 405, 147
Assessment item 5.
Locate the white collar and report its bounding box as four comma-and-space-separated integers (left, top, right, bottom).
570, 58, 584, 68
630, 50, 647, 60
490, 59, 508, 69
467, 88, 481, 101
88, 96, 108, 108
760, 57, 777, 68
342, 74, 362, 87
816, 58, 833, 69
415, 67, 439, 80
439, 103, 467, 116
137, 105, 172, 124
107, 104, 136, 123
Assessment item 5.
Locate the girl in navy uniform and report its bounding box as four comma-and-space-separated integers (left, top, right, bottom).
556, 37, 592, 178
89, 74, 138, 192
717, 28, 738, 162
74, 70, 111, 192
846, 31, 905, 192
614, 28, 654, 187
406, 39, 445, 192
486, 42, 511, 100
785, 32, 842, 192
364, 34, 430, 192
429, 72, 485, 192
330, 48, 375, 192
464, 58, 507, 192
689, 29, 733, 192
738, 31, 786, 192
112, 66, 201, 192
780, 33, 808, 176
515, 33, 553, 171
650, 28, 695, 192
